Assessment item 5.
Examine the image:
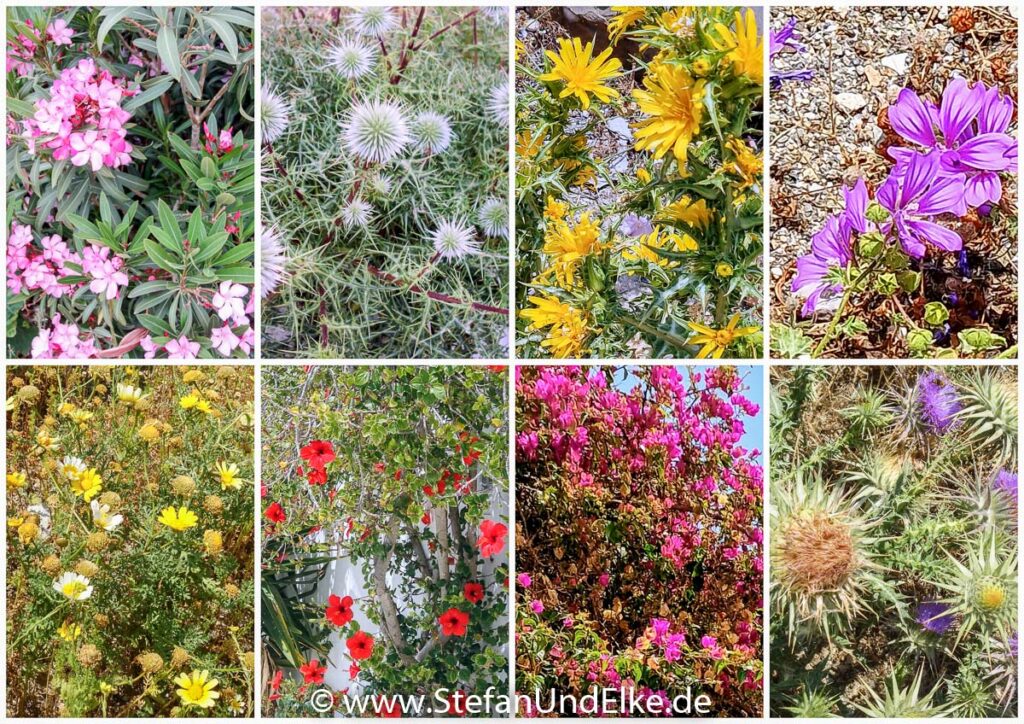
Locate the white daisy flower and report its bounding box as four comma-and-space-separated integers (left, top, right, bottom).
53, 572, 93, 601
90, 499, 124, 532
342, 99, 410, 164
260, 82, 292, 145
486, 79, 509, 128
411, 111, 453, 155
430, 218, 481, 260
328, 36, 379, 79
116, 383, 145, 405
341, 198, 374, 228
60, 456, 86, 480
347, 7, 398, 37
260, 225, 289, 299
476, 197, 508, 240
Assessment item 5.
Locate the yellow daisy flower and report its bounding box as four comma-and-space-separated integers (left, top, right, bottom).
687, 314, 758, 359
215, 462, 242, 491
632, 63, 705, 169
35, 429, 59, 452
608, 6, 647, 44
158, 506, 199, 532
174, 670, 220, 708
716, 262, 735, 278
724, 136, 763, 190
659, 196, 713, 229
709, 9, 763, 84
179, 393, 201, 410
537, 37, 623, 110
540, 213, 604, 289
71, 469, 103, 502
520, 294, 590, 359
621, 228, 698, 268
58, 621, 83, 641
6, 471, 26, 488
543, 196, 567, 222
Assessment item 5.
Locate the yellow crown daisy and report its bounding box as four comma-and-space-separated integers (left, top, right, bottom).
687, 314, 758, 359
215, 462, 243, 491
174, 670, 220, 708
158, 506, 199, 532
537, 37, 623, 110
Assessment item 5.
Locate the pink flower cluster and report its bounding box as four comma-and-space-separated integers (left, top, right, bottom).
648, 618, 687, 662
22, 58, 136, 171
31, 313, 99, 358
7, 221, 128, 301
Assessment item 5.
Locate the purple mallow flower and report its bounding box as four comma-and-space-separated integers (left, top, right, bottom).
888, 78, 1017, 207
791, 179, 870, 315
876, 151, 967, 258
993, 468, 1018, 502
620, 213, 653, 238
916, 601, 955, 634
769, 18, 814, 88
915, 370, 962, 433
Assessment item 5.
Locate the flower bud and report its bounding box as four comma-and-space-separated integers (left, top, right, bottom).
923, 301, 949, 327
896, 271, 920, 293
857, 232, 885, 259
865, 201, 889, 224
907, 328, 933, 352
874, 273, 898, 296
884, 247, 909, 271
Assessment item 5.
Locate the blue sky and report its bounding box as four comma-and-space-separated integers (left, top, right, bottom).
612, 366, 764, 460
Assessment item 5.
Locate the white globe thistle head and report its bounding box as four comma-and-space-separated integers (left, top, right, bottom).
476, 197, 508, 240
260, 225, 289, 299
486, 79, 509, 128
260, 82, 292, 145
342, 99, 411, 165
480, 7, 507, 25
347, 7, 399, 37
341, 198, 374, 228
366, 172, 393, 199
412, 111, 453, 155
430, 218, 481, 261
328, 36, 379, 80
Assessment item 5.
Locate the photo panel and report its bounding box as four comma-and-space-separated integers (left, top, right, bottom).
5, 365, 256, 716
515, 7, 764, 360
769, 364, 1018, 716
515, 364, 764, 716
260, 7, 511, 359
260, 364, 510, 716
769, 6, 1018, 359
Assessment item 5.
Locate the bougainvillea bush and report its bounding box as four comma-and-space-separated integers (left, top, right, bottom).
261, 7, 509, 358
770, 10, 1018, 359
6, 366, 255, 717
261, 366, 509, 717
516, 7, 763, 358
6, 6, 255, 359
770, 365, 1017, 717
515, 366, 763, 716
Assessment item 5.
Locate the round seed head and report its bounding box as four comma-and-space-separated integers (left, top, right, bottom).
411, 111, 453, 154
476, 197, 508, 239
347, 7, 399, 37
342, 99, 410, 164
260, 83, 292, 145
430, 218, 481, 260
328, 36, 378, 79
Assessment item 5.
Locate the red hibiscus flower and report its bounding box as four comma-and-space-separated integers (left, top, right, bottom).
264, 502, 286, 523
300, 440, 336, 470
299, 659, 326, 684
486, 365, 506, 373
421, 512, 431, 525
477, 519, 507, 558
438, 607, 470, 637
307, 467, 328, 486
349, 662, 360, 679
423, 484, 434, 497
326, 594, 354, 626
374, 462, 386, 473
346, 630, 375, 660
463, 582, 484, 604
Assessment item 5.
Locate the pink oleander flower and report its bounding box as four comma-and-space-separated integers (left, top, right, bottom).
212, 280, 248, 322
87, 257, 129, 300
165, 334, 199, 359
70, 131, 112, 171
46, 18, 75, 45
211, 324, 241, 356
139, 334, 158, 359
30, 314, 98, 358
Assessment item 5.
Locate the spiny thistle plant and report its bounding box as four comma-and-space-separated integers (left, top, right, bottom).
771, 472, 891, 645
850, 669, 949, 718
930, 532, 1017, 648
516, 6, 763, 358
782, 688, 839, 718
954, 370, 1018, 463
261, 7, 508, 358
771, 365, 1018, 717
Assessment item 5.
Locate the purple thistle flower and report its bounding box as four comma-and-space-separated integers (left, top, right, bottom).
887, 78, 1017, 207
876, 151, 967, 258
915, 370, 962, 433
1010, 632, 1018, 658
916, 601, 955, 634
993, 469, 1018, 503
